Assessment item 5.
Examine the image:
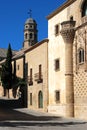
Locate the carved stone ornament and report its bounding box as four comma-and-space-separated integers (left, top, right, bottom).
60, 20, 76, 43
61, 29, 75, 43
77, 28, 86, 44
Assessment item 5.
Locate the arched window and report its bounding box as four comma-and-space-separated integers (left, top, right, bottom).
79, 48, 84, 63
82, 0, 87, 17
38, 91, 43, 108
25, 33, 28, 40
29, 33, 32, 39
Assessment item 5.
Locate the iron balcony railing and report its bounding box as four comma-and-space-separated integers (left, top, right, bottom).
27, 76, 33, 86
34, 73, 43, 83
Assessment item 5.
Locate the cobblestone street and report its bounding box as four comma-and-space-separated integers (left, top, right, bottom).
0, 98, 87, 130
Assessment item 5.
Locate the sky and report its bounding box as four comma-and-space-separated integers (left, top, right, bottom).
0, 0, 66, 50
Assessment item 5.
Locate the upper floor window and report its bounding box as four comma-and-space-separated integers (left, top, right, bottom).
25, 63, 28, 80
70, 16, 73, 21
79, 48, 84, 63
30, 93, 32, 105
17, 65, 20, 70
29, 68, 33, 86
55, 24, 59, 35
39, 64, 42, 80
82, 0, 87, 17
55, 59, 60, 71
55, 90, 60, 103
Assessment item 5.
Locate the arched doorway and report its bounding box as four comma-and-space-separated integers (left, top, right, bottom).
38, 91, 43, 108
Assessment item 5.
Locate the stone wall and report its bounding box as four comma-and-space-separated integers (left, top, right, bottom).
25, 40, 48, 112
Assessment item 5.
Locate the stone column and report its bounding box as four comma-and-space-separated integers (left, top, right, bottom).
61, 20, 76, 117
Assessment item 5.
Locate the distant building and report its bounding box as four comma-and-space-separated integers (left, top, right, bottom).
0, 0, 87, 120
0, 48, 17, 61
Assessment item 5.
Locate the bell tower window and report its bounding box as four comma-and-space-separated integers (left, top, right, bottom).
25, 33, 28, 40
82, 0, 87, 17
30, 33, 32, 39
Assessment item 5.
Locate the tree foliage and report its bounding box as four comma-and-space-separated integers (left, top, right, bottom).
1, 43, 26, 98
12, 76, 26, 98
1, 43, 12, 97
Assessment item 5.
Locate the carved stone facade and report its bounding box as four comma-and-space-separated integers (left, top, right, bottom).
73, 24, 87, 119
47, 0, 87, 119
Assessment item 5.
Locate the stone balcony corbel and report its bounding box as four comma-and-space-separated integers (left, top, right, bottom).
60, 20, 76, 43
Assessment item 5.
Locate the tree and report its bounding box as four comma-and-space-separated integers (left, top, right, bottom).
12, 76, 26, 98
1, 43, 12, 98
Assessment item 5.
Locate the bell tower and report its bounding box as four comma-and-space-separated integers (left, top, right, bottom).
23, 10, 38, 48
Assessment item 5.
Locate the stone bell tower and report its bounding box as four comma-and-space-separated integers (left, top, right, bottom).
23, 11, 38, 49
61, 20, 76, 117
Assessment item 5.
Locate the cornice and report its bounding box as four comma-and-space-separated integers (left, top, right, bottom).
46, 0, 77, 20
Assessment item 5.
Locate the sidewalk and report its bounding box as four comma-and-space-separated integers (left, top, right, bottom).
14, 108, 57, 117
14, 108, 87, 123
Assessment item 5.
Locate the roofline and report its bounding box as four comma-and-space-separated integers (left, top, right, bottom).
24, 38, 49, 53
12, 54, 25, 60
0, 59, 6, 65
0, 47, 18, 52
10, 39, 49, 60
46, 0, 76, 20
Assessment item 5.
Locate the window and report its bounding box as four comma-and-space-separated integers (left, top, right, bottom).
37, 64, 43, 83
70, 16, 73, 21
25, 25, 28, 29
29, 33, 32, 39
55, 90, 60, 102
25, 33, 28, 40
30, 68, 32, 81
30, 25, 32, 28
55, 24, 59, 35
39, 65, 41, 79
79, 48, 84, 63
25, 63, 28, 80
30, 93, 32, 105
17, 65, 20, 70
29, 68, 33, 86
55, 59, 60, 71
82, 0, 87, 17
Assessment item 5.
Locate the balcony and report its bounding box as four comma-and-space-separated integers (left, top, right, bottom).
34, 73, 43, 83
28, 76, 33, 86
